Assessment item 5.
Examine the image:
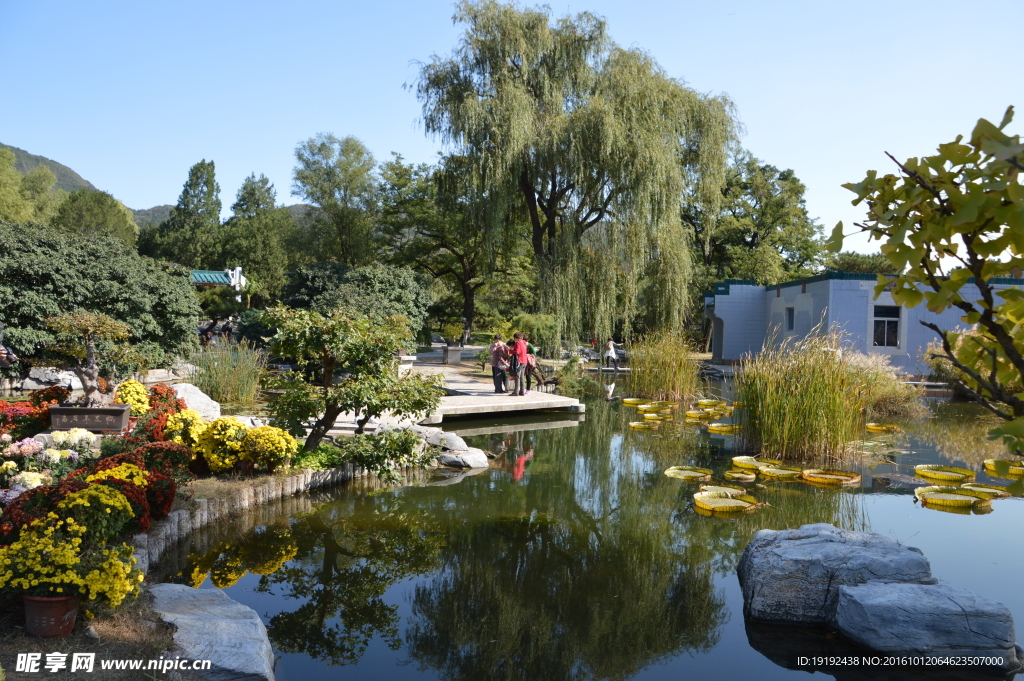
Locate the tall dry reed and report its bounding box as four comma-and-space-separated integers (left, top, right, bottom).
737, 331, 868, 462
188, 339, 267, 403
627, 333, 700, 401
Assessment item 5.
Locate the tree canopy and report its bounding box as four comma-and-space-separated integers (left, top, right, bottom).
292, 134, 377, 266
0, 221, 201, 377
51, 188, 139, 247
143, 159, 222, 268
416, 0, 735, 340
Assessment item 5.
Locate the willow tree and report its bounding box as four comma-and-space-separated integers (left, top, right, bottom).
416, 0, 734, 340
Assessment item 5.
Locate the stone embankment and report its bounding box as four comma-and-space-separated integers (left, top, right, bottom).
739, 523, 1023, 673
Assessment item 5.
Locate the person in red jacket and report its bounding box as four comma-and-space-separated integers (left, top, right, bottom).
510, 332, 529, 396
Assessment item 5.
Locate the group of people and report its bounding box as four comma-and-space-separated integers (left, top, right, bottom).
488, 333, 541, 396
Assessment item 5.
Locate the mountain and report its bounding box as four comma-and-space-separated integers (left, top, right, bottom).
1, 143, 96, 193
132, 205, 173, 226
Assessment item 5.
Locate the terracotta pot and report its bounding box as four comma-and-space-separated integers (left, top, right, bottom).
23, 595, 79, 637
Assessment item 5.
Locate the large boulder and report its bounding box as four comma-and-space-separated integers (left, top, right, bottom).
149, 583, 274, 681
172, 383, 221, 421
437, 447, 489, 469
835, 582, 1021, 672
426, 431, 469, 452
21, 366, 82, 391
738, 523, 932, 624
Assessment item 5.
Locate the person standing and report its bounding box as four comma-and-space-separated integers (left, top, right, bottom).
604, 337, 621, 371
524, 335, 540, 393
489, 334, 509, 393
510, 332, 529, 395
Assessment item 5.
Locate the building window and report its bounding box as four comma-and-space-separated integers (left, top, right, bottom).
873, 305, 900, 347
786, 307, 795, 331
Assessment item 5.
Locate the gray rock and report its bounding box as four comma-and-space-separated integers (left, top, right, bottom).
738, 523, 932, 624
426, 431, 469, 451
22, 367, 82, 391
437, 447, 490, 469
172, 383, 221, 421
835, 581, 1021, 670
149, 583, 274, 681
172, 362, 198, 379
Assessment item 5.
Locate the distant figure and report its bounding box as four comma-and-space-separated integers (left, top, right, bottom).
524, 335, 540, 393
489, 334, 509, 394
0, 323, 17, 369
604, 337, 621, 371
510, 332, 529, 396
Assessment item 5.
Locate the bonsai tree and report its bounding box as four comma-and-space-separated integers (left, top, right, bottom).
264, 306, 444, 450
45, 312, 147, 407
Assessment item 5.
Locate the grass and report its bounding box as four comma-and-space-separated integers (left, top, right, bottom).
737, 329, 925, 462
626, 332, 701, 401
737, 331, 868, 462
188, 339, 266, 404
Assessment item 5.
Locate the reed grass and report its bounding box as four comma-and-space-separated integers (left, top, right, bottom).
737, 331, 868, 462
627, 332, 701, 401
188, 339, 267, 403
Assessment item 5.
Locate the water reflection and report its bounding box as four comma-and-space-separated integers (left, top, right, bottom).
161, 395, 1024, 680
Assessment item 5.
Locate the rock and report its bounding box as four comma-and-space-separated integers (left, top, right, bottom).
836, 582, 1021, 671
738, 523, 932, 624
431, 333, 445, 343
148, 583, 274, 681
437, 447, 490, 469
84, 625, 99, 640
21, 367, 82, 391
172, 383, 221, 421
172, 362, 198, 379
141, 368, 177, 384
426, 431, 469, 451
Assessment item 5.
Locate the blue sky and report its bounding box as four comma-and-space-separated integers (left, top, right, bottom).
2, 0, 1021, 253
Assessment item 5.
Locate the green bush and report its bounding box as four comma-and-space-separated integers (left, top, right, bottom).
293, 429, 435, 484
0, 221, 200, 377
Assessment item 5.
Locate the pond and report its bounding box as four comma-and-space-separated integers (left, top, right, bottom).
154, 389, 1024, 681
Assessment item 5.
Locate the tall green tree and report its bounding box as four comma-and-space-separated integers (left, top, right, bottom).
685, 150, 825, 287
214, 174, 291, 299
416, 1, 735, 339
0, 148, 64, 224
292, 134, 377, 265
827, 250, 895, 274
378, 155, 510, 335
144, 160, 222, 267
51, 188, 139, 247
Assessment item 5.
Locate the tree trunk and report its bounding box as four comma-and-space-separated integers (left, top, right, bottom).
303, 403, 344, 452
354, 412, 372, 435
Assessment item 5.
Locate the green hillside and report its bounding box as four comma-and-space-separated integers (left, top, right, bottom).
132, 205, 173, 226
0, 143, 95, 193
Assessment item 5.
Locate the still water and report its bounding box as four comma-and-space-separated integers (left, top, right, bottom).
158, 396, 1024, 680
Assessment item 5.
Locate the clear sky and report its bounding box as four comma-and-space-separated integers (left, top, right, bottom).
2, 0, 1021, 253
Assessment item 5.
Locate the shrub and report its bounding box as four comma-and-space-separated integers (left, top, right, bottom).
316, 428, 433, 483
148, 383, 187, 412
56, 485, 134, 543
128, 442, 195, 485
114, 379, 150, 416
195, 417, 248, 473
86, 463, 149, 488
164, 409, 207, 449
145, 471, 176, 520
1, 480, 88, 542
94, 478, 150, 534
241, 426, 298, 472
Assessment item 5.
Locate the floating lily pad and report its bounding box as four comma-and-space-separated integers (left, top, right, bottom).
628, 421, 656, 430
759, 465, 803, 479
801, 469, 862, 486
693, 491, 757, 512
664, 466, 713, 481
959, 483, 1011, 499
915, 485, 992, 509
622, 398, 644, 406
866, 423, 900, 433
914, 464, 975, 483
699, 484, 748, 496
983, 459, 1024, 478
724, 469, 756, 482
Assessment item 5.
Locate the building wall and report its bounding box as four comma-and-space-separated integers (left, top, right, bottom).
709, 276, 1014, 375
707, 282, 766, 362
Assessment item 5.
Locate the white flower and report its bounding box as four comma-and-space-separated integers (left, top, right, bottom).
0, 434, 11, 444
11, 471, 50, 489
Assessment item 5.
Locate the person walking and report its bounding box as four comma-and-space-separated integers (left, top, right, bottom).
489, 334, 509, 394
524, 335, 540, 393
510, 332, 529, 396
604, 337, 621, 371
